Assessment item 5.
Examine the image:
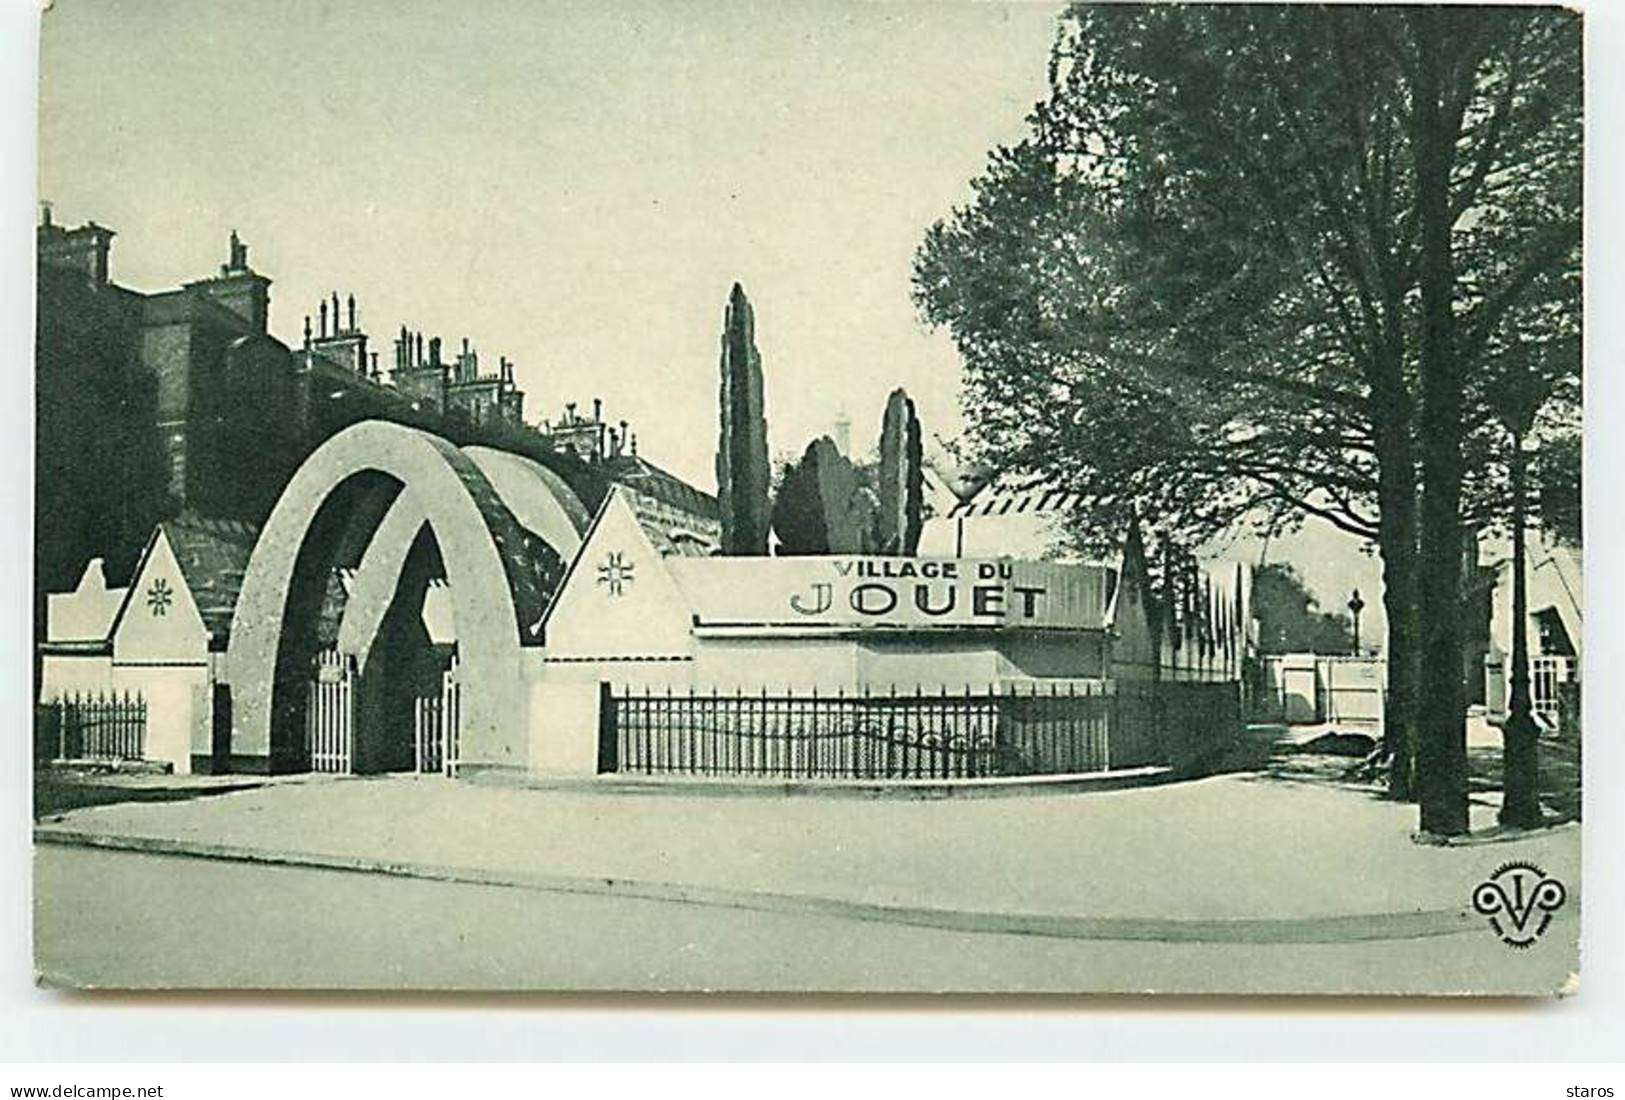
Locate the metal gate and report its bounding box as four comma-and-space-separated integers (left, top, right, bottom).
306, 647, 356, 774
413, 653, 461, 776
1529, 655, 1576, 728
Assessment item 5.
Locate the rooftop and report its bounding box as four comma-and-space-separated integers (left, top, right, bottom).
162, 514, 260, 641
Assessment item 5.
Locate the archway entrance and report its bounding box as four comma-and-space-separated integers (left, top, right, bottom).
349, 524, 453, 774
301, 528, 461, 777
228, 421, 586, 775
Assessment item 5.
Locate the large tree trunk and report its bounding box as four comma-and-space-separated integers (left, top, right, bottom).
1410, 10, 1471, 837
1374, 417, 1421, 801
1367, 278, 1420, 800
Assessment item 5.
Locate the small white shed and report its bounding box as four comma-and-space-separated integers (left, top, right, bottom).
40, 516, 257, 773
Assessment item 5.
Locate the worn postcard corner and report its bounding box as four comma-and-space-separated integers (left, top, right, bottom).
33, 1, 1581, 996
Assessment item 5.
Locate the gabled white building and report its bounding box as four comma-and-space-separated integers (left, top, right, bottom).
40, 516, 258, 772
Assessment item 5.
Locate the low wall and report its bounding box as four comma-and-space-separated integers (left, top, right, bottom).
526, 680, 601, 778
1259, 654, 1386, 726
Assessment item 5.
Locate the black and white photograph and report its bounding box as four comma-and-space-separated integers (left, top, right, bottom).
27, 0, 1584, 998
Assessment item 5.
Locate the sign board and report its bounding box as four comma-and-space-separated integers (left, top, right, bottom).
667, 556, 1111, 631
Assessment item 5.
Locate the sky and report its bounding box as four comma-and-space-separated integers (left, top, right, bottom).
39, 0, 1063, 480
36, 0, 1384, 638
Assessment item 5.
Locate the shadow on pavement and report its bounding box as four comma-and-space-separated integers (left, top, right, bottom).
34, 769, 267, 821
1236, 721, 1582, 826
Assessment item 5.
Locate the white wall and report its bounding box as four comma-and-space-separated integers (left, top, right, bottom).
44, 559, 125, 643
524, 655, 695, 780
525, 675, 601, 778
40, 654, 113, 700
108, 531, 213, 773
112, 665, 207, 774
856, 638, 999, 691
692, 637, 859, 692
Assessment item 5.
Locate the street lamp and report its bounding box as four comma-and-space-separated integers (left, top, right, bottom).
1347, 588, 1365, 655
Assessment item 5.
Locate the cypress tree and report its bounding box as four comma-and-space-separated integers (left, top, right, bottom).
715, 283, 770, 555
876, 388, 924, 555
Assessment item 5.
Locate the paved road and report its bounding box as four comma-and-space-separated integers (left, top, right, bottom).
34, 847, 1576, 994
33, 772, 1584, 923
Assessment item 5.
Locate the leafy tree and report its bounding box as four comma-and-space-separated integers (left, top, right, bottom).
716, 282, 770, 555
771, 441, 828, 555
915, 4, 1579, 834
1533, 431, 1581, 546
1404, 8, 1580, 835
772, 437, 876, 555
1253, 564, 1356, 656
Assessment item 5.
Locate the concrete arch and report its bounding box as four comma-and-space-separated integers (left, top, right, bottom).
463, 446, 592, 550
335, 448, 590, 668
227, 420, 564, 773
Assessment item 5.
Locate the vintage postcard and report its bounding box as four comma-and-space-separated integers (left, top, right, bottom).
32, 0, 1581, 994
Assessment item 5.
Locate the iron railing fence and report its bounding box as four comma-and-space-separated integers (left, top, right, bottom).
602, 679, 1238, 780
43, 691, 148, 763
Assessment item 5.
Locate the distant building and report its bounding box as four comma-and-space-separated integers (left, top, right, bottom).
36, 211, 717, 615
1481, 529, 1581, 728
383, 327, 525, 428
539, 398, 721, 555
39, 216, 304, 525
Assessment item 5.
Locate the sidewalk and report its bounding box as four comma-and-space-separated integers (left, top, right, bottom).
33, 769, 1580, 944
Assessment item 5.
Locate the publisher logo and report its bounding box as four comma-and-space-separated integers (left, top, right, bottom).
1472, 861, 1567, 948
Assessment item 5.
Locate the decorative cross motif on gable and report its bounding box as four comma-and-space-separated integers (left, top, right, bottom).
146, 577, 174, 617
596, 551, 635, 597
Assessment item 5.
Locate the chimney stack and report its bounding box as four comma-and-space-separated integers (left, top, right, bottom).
38, 217, 116, 289
319, 299, 328, 337
347, 293, 356, 332
224, 230, 249, 274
